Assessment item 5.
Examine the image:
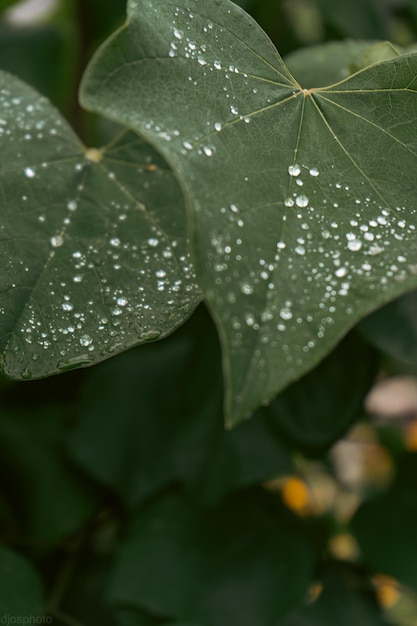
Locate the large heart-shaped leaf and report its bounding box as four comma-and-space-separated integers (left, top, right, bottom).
0, 70, 201, 380
81, 0, 417, 424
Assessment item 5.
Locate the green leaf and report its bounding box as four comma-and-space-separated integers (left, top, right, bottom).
66, 326, 191, 506
0, 70, 201, 380
358, 289, 417, 364
108, 491, 315, 624
352, 453, 417, 589
263, 331, 378, 454
115, 609, 159, 626
0, 407, 98, 548
284, 41, 378, 88
314, 0, 390, 39
81, 0, 417, 425
0, 23, 70, 110
62, 553, 122, 626
281, 564, 389, 626
0, 544, 44, 617
67, 306, 292, 507
359, 41, 400, 67
0, 1, 21, 12
171, 307, 292, 504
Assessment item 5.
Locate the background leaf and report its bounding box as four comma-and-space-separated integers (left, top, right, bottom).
67, 306, 292, 507
281, 564, 389, 626
314, 0, 391, 39
0, 405, 99, 550
284, 40, 377, 88
0, 71, 201, 381
0, 544, 44, 617
264, 330, 378, 454
81, 0, 417, 424
352, 453, 417, 589
358, 290, 417, 364
108, 491, 315, 625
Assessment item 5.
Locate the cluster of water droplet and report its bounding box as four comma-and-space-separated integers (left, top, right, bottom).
204, 150, 417, 390
0, 88, 200, 378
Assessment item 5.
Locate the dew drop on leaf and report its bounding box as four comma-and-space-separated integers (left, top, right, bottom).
24, 167, 35, 178
288, 164, 301, 177
79, 334, 93, 347
295, 195, 309, 208
50, 235, 64, 248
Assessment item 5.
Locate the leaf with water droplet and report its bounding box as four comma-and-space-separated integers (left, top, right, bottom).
0, 71, 201, 380
80, 0, 417, 424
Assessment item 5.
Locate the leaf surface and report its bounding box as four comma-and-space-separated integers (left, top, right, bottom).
0, 406, 98, 549
108, 492, 314, 624
67, 306, 292, 507
0, 544, 44, 617
358, 289, 417, 364
281, 565, 389, 626
284, 40, 377, 88
352, 454, 417, 589
264, 330, 378, 454
81, 0, 417, 424
0, 71, 201, 379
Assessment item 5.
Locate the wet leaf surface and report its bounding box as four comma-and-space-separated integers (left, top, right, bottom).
0, 72, 201, 380
82, 0, 417, 424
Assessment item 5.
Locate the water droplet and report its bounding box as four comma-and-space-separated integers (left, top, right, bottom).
62, 302, 74, 311
240, 283, 254, 295
203, 145, 215, 157
309, 167, 319, 176
295, 195, 309, 208
79, 334, 93, 347
140, 330, 161, 340
67, 200, 77, 211
230, 105, 239, 115
214, 122, 222, 131
24, 167, 35, 178
110, 237, 121, 247
173, 28, 184, 39
117, 296, 128, 306
335, 266, 348, 278
50, 235, 64, 248
284, 197, 294, 207
280, 308, 293, 320
244, 312, 255, 326
57, 355, 93, 371
147, 237, 159, 247
288, 164, 301, 176
347, 239, 362, 252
